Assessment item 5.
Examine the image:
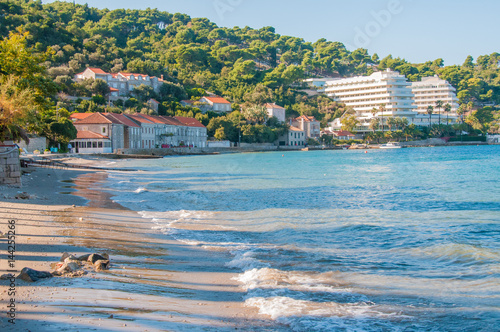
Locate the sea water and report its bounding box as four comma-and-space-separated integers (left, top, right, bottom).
103, 146, 500, 331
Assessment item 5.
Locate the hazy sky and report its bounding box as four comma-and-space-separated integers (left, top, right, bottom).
45, 0, 499, 66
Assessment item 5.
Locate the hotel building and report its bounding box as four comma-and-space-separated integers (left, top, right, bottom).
411, 75, 459, 125
323, 69, 418, 133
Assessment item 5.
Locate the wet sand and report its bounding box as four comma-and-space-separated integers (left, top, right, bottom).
0, 165, 280, 331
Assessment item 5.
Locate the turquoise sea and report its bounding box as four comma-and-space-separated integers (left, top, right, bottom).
104, 146, 500, 331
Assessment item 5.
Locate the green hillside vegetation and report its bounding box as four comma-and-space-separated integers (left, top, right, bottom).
1, 0, 499, 146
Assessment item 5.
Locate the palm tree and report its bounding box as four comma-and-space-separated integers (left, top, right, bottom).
444, 103, 451, 125
435, 100, 443, 126
378, 104, 386, 132
369, 117, 380, 134
386, 117, 396, 131
426, 105, 434, 129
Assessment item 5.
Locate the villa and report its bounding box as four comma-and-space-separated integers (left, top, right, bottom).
74, 67, 165, 97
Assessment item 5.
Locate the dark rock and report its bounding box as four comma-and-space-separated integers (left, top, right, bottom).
0, 273, 15, 280
17, 267, 53, 282
88, 253, 106, 264
76, 254, 91, 261
15, 192, 30, 200
94, 260, 110, 271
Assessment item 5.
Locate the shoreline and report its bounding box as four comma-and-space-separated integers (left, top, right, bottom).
0, 165, 278, 331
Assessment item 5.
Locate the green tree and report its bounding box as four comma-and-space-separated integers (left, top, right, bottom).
214, 126, 226, 140
0, 76, 37, 143
340, 114, 359, 133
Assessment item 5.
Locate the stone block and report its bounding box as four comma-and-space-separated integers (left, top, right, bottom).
9, 172, 21, 178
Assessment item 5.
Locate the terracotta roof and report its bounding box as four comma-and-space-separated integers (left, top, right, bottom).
203, 96, 231, 104
174, 116, 206, 128
180, 100, 196, 104
109, 87, 119, 92
127, 114, 155, 124
295, 115, 318, 122
103, 113, 140, 127
87, 68, 108, 75
158, 116, 185, 126
265, 103, 285, 110
333, 130, 355, 137
118, 72, 150, 79
70, 113, 93, 120
76, 130, 109, 139
74, 112, 114, 125
148, 99, 160, 104
289, 126, 304, 132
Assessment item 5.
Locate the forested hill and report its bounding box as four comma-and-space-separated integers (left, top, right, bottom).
1, 0, 499, 116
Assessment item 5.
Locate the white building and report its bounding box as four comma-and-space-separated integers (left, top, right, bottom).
324, 69, 417, 133
411, 75, 459, 125
265, 103, 286, 123
292, 115, 321, 139
74, 67, 165, 97
276, 126, 306, 147
199, 96, 232, 113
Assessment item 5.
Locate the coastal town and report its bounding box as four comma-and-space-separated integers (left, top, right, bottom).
10, 66, 498, 158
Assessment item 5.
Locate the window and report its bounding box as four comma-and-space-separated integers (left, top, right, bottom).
102, 127, 106, 134
92, 142, 97, 148
98, 142, 103, 148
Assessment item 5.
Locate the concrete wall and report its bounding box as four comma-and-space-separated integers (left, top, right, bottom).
0, 145, 21, 186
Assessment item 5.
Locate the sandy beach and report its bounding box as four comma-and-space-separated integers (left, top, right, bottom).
0, 163, 279, 331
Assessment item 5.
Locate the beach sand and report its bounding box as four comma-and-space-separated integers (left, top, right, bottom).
0, 164, 280, 331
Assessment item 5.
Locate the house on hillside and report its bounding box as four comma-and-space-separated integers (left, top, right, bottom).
74, 67, 165, 97
265, 103, 286, 123
292, 115, 321, 139
199, 96, 232, 113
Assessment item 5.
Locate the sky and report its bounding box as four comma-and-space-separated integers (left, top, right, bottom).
45, 0, 499, 66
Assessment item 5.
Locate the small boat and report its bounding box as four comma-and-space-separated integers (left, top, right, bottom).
379, 142, 403, 149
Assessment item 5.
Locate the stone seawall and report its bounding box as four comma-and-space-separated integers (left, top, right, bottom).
0, 145, 21, 186
116, 144, 281, 156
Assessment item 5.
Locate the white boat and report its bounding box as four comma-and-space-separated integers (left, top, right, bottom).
379, 142, 403, 149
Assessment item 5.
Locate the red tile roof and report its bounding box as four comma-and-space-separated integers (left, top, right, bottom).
118, 72, 150, 79
103, 113, 140, 127
74, 112, 113, 125
265, 103, 285, 109
203, 96, 231, 104
70, 113, 93, 120
174, 116, 206, 128
289, 126, 304, 132
159, 116, 185, 126
295, 115, 318, 122
126, 114, 155, 124
87, 68, 108, 75
76, 130, 109, 139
